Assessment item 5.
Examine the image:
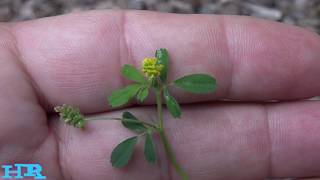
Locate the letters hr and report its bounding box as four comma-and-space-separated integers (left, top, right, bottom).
2, 164, 46, 179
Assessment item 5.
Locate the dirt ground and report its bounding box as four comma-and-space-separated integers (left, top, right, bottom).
0, 0, 320, 33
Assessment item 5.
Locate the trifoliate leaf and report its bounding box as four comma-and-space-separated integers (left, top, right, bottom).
144, 133, 156, 163
173, 74, 216, 94
155, 48, 169, 82
54, 104, 85, 128
122, 111, 147, 133
163, 87, 181, 118
136, 86, 149, 102
108, 84, 141, 107
111, 136, 138, 168
121, 64, 147, 84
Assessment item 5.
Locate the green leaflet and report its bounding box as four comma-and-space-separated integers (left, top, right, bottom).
136, 86, 149, 102
173, 74, 216, 94
155, 48, 169, 82
144, 133, 156, 163
111, 136, 138, 168
163, 87, 181, 118
108, 84, 141, 107
122, 112, 147, 133
121, 64, 147, 84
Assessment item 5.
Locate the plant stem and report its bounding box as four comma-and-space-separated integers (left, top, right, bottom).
158, 129, 189, 180
86, 117, 157, 129
156, 88, 164, 129
155, 82, 189, 180
86, 117, 122, 121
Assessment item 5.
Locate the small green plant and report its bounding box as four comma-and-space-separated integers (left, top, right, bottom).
54, 48, 216, 180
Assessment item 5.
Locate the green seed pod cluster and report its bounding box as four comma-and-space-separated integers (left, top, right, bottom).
54, 104, 85, 128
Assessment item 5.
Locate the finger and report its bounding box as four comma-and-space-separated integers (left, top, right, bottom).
53, 100, 320, 180
8, 10, 320, 113
0, 27, 63, 179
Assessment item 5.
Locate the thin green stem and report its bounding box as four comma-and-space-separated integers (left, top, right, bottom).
86, 117, 122, 121
138, 132, 147, 137
86, 117, 157, 129
154, 79, 189, 180
156, 88, 164, 129
158, 129, 189, 180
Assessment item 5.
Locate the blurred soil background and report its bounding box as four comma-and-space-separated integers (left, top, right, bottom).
0, 0, 320, 34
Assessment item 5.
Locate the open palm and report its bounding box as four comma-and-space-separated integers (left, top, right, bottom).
1, 10, 320, 180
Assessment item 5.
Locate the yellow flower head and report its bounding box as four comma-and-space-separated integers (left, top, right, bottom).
141, 57, 163, 79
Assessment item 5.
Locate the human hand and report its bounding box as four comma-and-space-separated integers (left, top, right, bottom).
1, 10, 320, 180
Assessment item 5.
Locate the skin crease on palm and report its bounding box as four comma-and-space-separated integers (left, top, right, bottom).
1, 9, 320, 180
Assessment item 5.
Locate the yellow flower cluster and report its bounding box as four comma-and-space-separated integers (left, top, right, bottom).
141, 58, 163, 79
